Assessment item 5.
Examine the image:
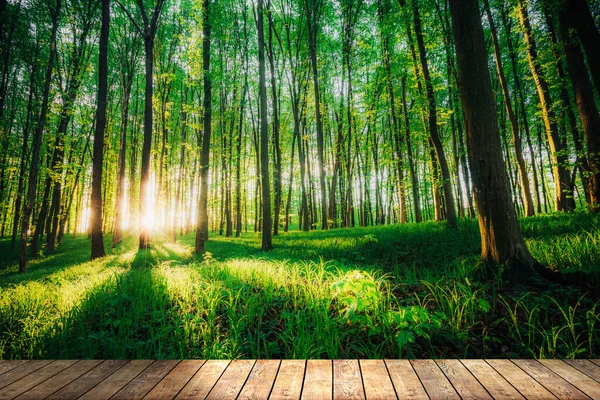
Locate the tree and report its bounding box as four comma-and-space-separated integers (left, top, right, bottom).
117, 0, 167, 249
449, 0, 539, 280
257, 0, 272, 250
483, 0, 534, 217
19, 0, 61, 273
304, 0, 328, 230
195, 0, 211, 253
517, 0, 573, 212
557, 0, 600, 211
404, 0, 457, 226
90, 0, 110, 259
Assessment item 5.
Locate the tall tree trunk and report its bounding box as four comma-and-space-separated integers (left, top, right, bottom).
449, 0, 540, 280
518, 0, 573, 212
408, 0, 456, 226
257, 0, 272, 250
484, 0, 534, 217
90, 0, 109, 259
304, 0, 328, 230
558, 4, 600, 211
195, 0, 212, 253
559, 0, 600, 98
11, 47, 37, 251
19, 0, 60, 273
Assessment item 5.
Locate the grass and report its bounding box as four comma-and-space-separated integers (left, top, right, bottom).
0, 210, 599, 360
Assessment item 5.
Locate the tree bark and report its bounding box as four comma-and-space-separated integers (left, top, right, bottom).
517, 0, 573, 212
449, 0, 539, 280
90, 0, 109, 259
258, 0, 273, 250
558, 2, 600, 211
195, 0, 212, 253
19, 0, 60, 273
484, 0, 534, 217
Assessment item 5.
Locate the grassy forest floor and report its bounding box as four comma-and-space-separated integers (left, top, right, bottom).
1, 211, 599, 360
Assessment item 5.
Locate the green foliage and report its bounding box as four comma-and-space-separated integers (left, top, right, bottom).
0, 212, 599, 359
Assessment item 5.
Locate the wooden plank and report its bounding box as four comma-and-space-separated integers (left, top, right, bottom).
461, 359, 524, 399
435, 359, 492, 400
592, 360, 600, 367
204, 359, 255, 400
14, 360, 101, 400
144, 360, 205, 400
513, 359, 588, 399
0, 361, 29, 376
111, 360, 180, 400
333, 360, 364, 400
565, 360, 600, 383
46, 360, 128, 400
238, 360, 280, 400
360, 360, 395, 400
79, 360, 154, 400
301, 360, 332, 400
410, 359, 460, 400
539, 360, 600, 399
175, 360, 230, 400
385, 360, 428, 400
270, 360, 305, 400
0, 360, 54, 390
486, 359, 556, 400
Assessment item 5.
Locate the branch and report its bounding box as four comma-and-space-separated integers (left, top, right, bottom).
115, 0, 144, 36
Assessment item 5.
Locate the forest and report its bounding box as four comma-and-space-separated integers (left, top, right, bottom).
0, 0, 599, 360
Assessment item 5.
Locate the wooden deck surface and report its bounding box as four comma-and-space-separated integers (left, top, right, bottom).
0, 359, 599, 399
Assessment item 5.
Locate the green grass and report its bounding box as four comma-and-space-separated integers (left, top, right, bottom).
0, 211, 599, 359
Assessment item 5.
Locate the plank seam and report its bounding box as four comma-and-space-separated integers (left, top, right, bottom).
197, 359, 231, 400
430, 360, 461, 399
264, 359, 282, 399
381, 359, 399, 400
0, 360, 49, 391
0, 361, 30, 378
484, 359, 533, 399
170, 360, 206, 399
452, 359, 495, 399
75, 360, 135, 399
107, 360, 157, 400
137, 360, 182, 400
14, 360, 84, 399
564, 360, 600, 384
406, 360, 429, 400
295, 359, 307, 400
508, 360, 562, 400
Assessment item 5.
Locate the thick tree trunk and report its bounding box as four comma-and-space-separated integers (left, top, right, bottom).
449, 0, 539, 280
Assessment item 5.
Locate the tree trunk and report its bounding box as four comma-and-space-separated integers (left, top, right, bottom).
195, 0, 212, 253
19, 0, 60, 273
518, 0, 573, 212
90, 0, 109, 259
409, 0, 456, 226
449, 0, 540, 280
257, 0, 272, 250
305, 0, 328, 230
558, 4, 600, 211
484, 0, 534, 217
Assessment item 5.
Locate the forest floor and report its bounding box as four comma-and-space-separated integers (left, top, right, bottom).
1, 211, 599, 360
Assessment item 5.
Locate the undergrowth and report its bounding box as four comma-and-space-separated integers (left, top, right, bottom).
0, 211, 598, 359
